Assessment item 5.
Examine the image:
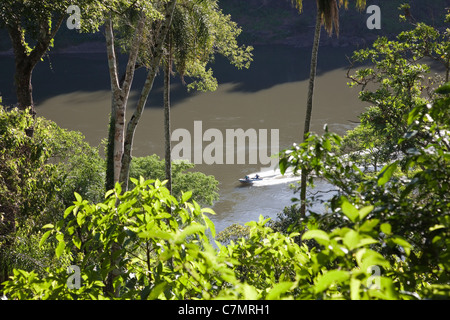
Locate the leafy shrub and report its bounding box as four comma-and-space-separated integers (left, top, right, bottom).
2, 178, 233, 299
0, 107, 105, 284
278, 82, 450, 299
129, 155, 219, 206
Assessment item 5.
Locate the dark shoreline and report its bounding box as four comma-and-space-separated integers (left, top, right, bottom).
0, 33, 377, 57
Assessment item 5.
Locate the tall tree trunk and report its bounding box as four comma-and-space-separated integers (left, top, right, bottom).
104, 2, 176, 295
164, 54, 172, 196
7, 16, 64, 118
14, 62, 35, 114
104, 12, 146, 298
120, 0, 178, 191
300, 9, 322, 218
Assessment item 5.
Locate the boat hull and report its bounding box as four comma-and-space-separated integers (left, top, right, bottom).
238, 178, 262, 184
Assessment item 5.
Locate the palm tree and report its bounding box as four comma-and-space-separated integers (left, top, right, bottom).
291, 0, 366, 217
160, 0, 253, 197
164, 47, 173, 196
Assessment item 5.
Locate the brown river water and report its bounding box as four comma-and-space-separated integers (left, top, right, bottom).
0, 45, 365, 232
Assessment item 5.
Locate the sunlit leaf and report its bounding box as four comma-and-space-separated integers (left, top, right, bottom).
358, 206, 374, 221
302, 229, 330, 244
266, 281, 294, 299
39, 230, 52, 248
377, 162, 398, 186
341, 198, 359, 222
315, 270, 350, 293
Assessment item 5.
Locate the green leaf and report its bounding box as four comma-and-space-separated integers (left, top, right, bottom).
175, 224, 206, 244
357, 237, 378, 247
429, 224, 445, 232
356, 248, 390, 270
105, 189, 115, 199
302, 229, 330, 244
266, 281, 294, 299
239, 284, 259, 300
377, 162, 398, 186
358, 206, 374, 221
73, 235, 82, 250
341, 198, 359, 222
203, 215, 216, 238
315, 270, 350, 293
202, 207, 216, 215
350, 277, 362, 300
279, 157, 288, 175
359, 219, 379, 233
390, 236, 412, 256
138, 229, 173, 241
39, 230, 52, 248
407, 106, 422, 126
74, 192, 82, 203
129, 177, 138, 186
147, 282, 167, 300
323, 138, 331, 151
380, 223, 392, 235
343, 229, 360, 250
55, 239, 66, 258
64, 205, 75, 219
181, 191, 192, 203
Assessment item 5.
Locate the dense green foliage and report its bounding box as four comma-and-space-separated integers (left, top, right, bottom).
2, 77, 449, 299
0, 178, 409, 300
277, 17, 450, 296
0, 106, 105, 283
0, 108, 221, 286
1, 2, 449, 301
342, 15, 450, 168
129, 155, 219, 206
278, 84, 450, 298
1, 77, 449, 299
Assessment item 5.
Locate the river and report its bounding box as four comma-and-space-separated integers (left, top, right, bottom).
0, 44, 365, 232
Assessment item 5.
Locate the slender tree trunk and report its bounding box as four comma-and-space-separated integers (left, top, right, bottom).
445, 56, 449, 83
300, 9, 322, 218
113, 102, 126, 185
105, 13, 145, 187
120, 0, 178, 191
164, 53, 172, 196
105, 17, 125, 186
104, 12, 146, 298
105, 107, 116, 192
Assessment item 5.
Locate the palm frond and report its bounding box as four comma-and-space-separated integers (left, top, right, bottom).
291, 0, 303, 13
339, 0, 367, 11
317, 0, 340, 36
